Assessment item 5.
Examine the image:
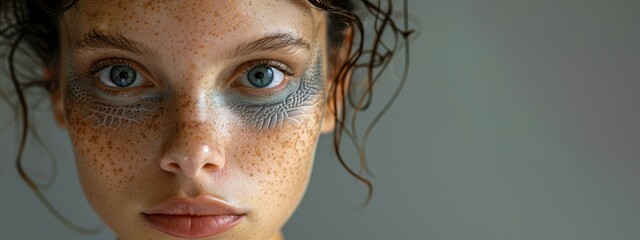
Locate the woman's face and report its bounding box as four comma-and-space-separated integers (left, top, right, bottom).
54, 1, 334, 239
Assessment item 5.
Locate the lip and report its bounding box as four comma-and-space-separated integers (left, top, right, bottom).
142, 195, 245, 238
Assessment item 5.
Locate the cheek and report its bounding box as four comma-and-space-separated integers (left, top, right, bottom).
63, 80, 169, 207
236, 108, 323, 192
64, 78, 323, 187
228, 100, 324, 233
219, 53, 328, 208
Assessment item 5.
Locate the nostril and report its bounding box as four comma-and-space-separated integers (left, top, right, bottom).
202, 163, 219, 172
160, 145, 224, 175
166, 162, 180, 171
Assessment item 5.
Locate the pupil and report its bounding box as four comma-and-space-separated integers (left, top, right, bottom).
254, 72, 264, 79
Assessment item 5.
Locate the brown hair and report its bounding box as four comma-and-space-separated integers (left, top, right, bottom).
1, 0, 413, 234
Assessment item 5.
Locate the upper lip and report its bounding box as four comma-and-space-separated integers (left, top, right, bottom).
142, 195, 245, 216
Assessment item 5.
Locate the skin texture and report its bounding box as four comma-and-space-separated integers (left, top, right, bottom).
51, 1, 339, 239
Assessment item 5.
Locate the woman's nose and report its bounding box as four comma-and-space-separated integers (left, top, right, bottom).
159, 91, 225, 178
160, 121, 226, 178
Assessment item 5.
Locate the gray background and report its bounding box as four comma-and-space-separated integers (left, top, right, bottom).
2, 0, 640, 239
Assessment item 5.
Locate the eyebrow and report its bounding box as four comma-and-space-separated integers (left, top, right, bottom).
73, 30, 310, 58
232, 33, 311, 56
74, 29, 157, 57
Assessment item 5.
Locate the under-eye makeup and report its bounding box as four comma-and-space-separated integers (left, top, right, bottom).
65, 60, 164, 129
223, 53, 325, 130
66, 47, 324, 131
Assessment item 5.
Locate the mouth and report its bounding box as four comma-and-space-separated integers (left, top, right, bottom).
141, 195, 246, 238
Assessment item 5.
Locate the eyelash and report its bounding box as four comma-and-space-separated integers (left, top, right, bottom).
85, 57, 302, 101
242, 59, 295, 75
89, 58, 136, 74
88, 58, 295, 83
83, 58, 152, 98
79, 57, 316, 130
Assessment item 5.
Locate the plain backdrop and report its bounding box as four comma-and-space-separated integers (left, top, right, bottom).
2, 0, 640, 239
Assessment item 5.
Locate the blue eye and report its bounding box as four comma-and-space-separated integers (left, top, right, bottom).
243, 66, 285, 89
97, 65, 144, 88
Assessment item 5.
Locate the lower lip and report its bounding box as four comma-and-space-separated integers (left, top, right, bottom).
143, 214, 244, 238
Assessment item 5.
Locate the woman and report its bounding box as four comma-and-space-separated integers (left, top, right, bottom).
1, 0, 411, 239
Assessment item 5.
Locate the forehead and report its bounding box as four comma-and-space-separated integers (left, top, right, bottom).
60, 0, 325, 55
69, 1, 313, 23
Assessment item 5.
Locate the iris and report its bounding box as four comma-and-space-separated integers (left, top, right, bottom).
247, 66, 274, 88
109, 66, 137, 87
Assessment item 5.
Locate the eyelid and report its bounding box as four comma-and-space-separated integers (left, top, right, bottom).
229, 59, 296, 88
228, 60, 297, 98
90, 58, 133, 74
90, 58, 155, 84
241, 59, 295, 76
87, 58, 157, 97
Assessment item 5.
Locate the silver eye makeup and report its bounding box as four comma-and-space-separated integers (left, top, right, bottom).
222, 54, 325, 130
68, 56, 322, 130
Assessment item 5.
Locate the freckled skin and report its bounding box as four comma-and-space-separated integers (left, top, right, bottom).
53, 1, 336, 240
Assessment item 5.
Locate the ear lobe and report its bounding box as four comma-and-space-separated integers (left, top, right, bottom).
321, 95, 337, 133
51, 88, 66, 129
321, 28, 353, 134
45, 67, 66, 129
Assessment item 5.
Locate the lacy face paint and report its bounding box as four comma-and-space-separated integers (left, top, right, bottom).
56, 1, 332, 239
222, 51, 325, 130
